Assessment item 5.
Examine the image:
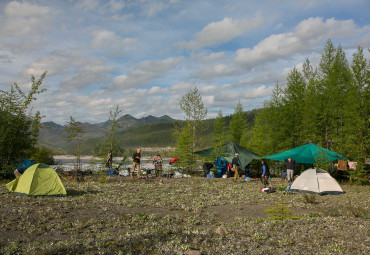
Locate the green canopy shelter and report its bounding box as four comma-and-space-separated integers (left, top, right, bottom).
194, 141, 261, 169
6, 163, 67, 196
264, 143, 346, 164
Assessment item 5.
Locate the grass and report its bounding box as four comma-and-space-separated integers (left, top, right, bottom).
0, 176, 369, 254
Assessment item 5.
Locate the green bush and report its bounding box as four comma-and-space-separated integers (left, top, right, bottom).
302, 193, 317, 204
30, 147, 55, 165
277, 185, 287, 191
264, 201, 300, 220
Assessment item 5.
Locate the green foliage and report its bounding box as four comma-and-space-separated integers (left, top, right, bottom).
30, 147, 55, 165
229, 101, 247, 144
103, 105, 122, 153
94, 105, 125, 161
174, 87, 208, 170
348, 162, 369, 185
211, 110, 228, 158
265, 201, 300, 221
301, 193, 317, 204
276, 185, 287, 192
0, 72, 47, 174
65, 116, 85, 170
98, 175, 107, 184
252, 40, 369, 172
173, 122, 196, 171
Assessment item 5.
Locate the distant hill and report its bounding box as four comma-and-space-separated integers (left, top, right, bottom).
37, 110, 260, 154
37, 114, 177, 153
95, 114, 176, 130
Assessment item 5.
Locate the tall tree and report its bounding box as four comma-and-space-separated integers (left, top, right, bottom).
173, 122, 194, 169
346, 46, 369, 162
251, 83, 284, 155
0, 72, 47, 171
65, 116, 85, 171
175, 86, 208, 169
281, 67, 307, 148
229, 101, 247, 144
211, 109, 228, 158
316, 40, 352, 150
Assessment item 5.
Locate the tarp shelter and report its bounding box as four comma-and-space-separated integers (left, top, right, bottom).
194, 142, 261, 169
264, 143, 346, 164
6, 163, 67, 196
290, 168, 344, 195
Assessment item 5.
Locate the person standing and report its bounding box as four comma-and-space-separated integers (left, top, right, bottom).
261, 159, 270, 188
131, 148, 141, 179
154, 154, 163, 178
285, 157, 295, 182
105, 150, 113, 169
231, 153, 240, 182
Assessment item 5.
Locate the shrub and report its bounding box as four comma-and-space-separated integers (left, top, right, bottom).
277, 185, 287, 191
30, 147, 55, 165
98, 175, 106, 184
302, 193, 317, 204
264, 201, 300, 220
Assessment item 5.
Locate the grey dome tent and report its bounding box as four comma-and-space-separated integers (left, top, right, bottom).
290, 168, 344, 195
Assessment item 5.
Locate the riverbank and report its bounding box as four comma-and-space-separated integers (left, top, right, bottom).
52, 155, 174, 172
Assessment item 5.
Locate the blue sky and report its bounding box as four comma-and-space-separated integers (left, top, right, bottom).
0, 0, 369, 124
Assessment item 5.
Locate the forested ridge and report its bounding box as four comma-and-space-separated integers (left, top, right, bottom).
248, 40, 369, 168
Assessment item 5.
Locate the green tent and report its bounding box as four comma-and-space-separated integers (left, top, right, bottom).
6, 163, 67, 196
264, 143, 346, 164
194, 141, 261, 169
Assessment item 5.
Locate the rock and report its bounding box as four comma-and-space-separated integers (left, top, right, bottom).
184, 250, 201, 255
215, 226, 227, 235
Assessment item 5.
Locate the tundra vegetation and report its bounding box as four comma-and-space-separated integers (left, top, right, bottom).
0, 177, 368, 254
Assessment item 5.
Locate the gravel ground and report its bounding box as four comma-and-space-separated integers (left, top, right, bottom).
0, 176, 369, 254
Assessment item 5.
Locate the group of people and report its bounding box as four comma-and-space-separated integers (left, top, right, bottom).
223, 153, 296, 188
130, 148, 296, 184
130, 148, 163, 179
261, 157, 296, 187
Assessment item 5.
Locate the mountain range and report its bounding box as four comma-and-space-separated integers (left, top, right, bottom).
38, 109, 260, 154
38, 114, 177, 152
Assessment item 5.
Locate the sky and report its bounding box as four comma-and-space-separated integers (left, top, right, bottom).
0, 0, 369, 124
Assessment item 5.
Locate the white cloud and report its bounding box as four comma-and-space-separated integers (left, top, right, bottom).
236, 17, 362, 67
91, 30, 137, 54
107, 0, 126, 12
147, 86, 164, 95
0, 1, 57, 53
191, 63, 237, 80
242, 85, 274, 99
175, 15, 263, 50
168, 82, 194, 94
109, 57, 183, 90
74, 0, 100, 12
142, 2, 167, 17
1, 1, 56, 37
23, 50, 75, 77
59, 60, 114, 91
